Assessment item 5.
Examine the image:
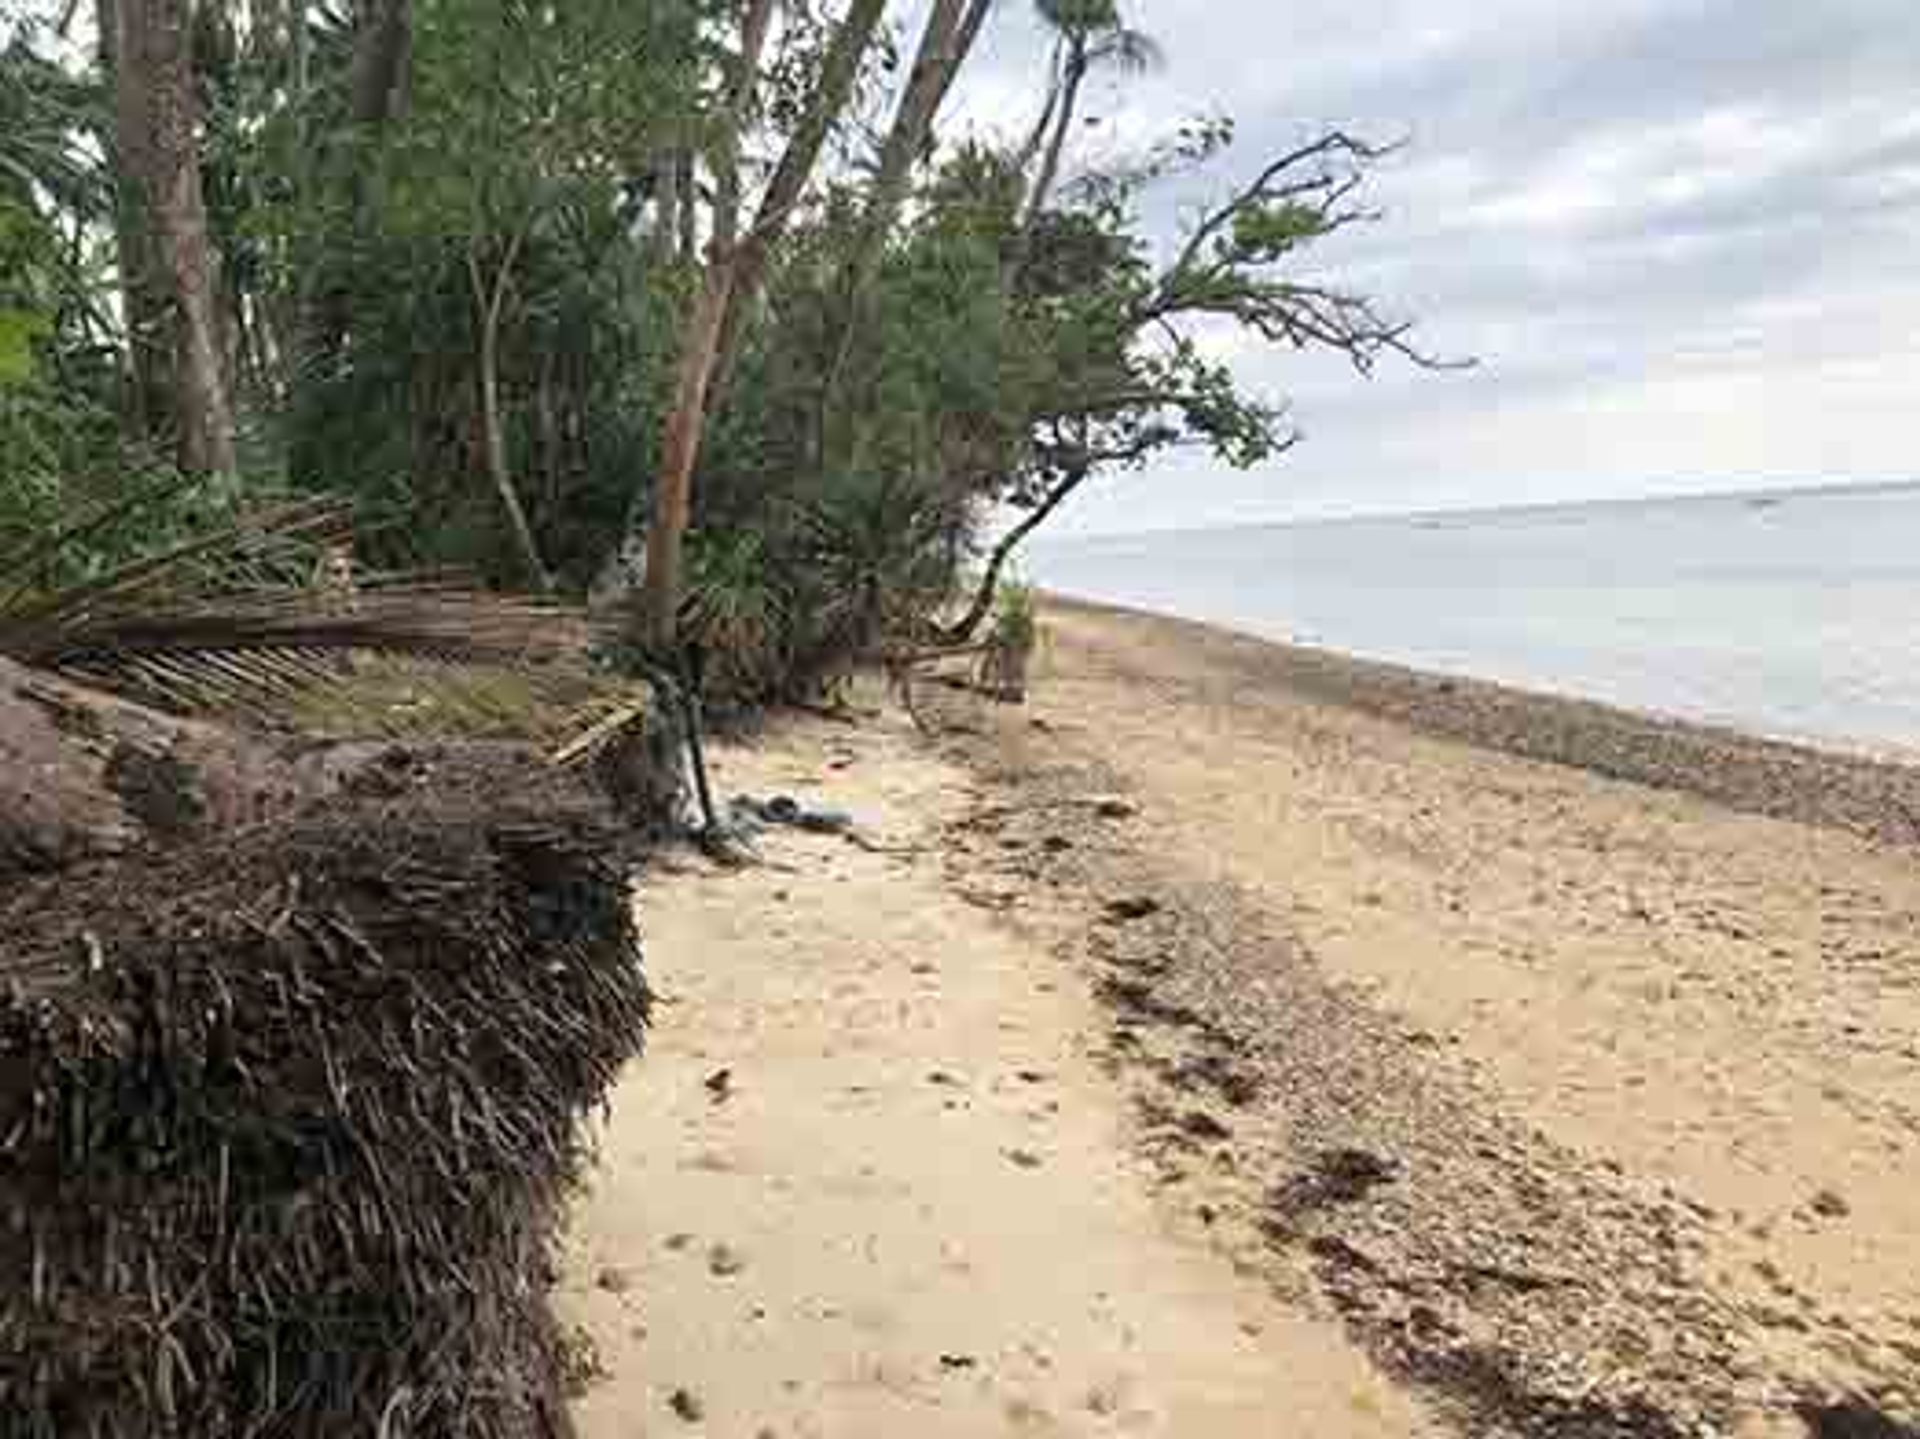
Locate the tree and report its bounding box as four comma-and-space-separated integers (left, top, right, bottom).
107, 0, 236, 474
1011, 0, 1160, 271
939, 127, 1461, 642
634, 0, 891, 652
1, 0, 1457, 715
815, 0, 998, 463
283, 0, 699, 587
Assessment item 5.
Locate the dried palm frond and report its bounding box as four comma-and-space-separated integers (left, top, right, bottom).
0, 490, 613, 732
0, 491, 353, 628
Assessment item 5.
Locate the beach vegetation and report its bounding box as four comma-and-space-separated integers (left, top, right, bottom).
1, 0, 1446, 702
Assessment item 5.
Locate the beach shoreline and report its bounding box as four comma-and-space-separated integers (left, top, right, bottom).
938, 598, 1920, 1429
1039, 592, 1920, 848
562, 600, 1920, 1437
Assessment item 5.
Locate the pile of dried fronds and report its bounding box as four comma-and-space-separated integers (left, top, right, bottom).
2, 493, 605, 728
0, 750, 647, 1434
0, 494, 665, 876
1, 493, 659, 1435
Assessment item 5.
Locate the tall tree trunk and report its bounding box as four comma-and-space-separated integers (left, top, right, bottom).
674, 149, 699, 266
251, 0, 292, 82
710, 0, 775, 255
115, 0, 237, 474
625, 0, 770, 648
651, 153, 682, 267
100, 0, 172, 449
635, 0, 890, 650
635, 262, 737, 648
467, 233, 553, 593
851, 0, 974, 279
929, 0, 996, 116
814, 0, 993, 463
1019, 37, 1087, 235
349, 0, 413, 126
701, 0, 890, 429
299, 0, 412, 392
1011, 27, 1074, 182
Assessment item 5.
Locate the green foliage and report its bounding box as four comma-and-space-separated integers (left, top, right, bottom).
2, 0, 1436, 710
0, 304, 50, 383
0, 29, 149, 570
683, 528, 791, 701
256, 0, 706, 583
990, 576, 1038, 652
1229, 201, 1324, 263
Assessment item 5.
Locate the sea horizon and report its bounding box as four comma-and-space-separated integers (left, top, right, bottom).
1042, 474, 1920, 543
1026, 479, 1920, 757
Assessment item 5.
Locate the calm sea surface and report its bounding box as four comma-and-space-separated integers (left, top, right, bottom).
1025, 483, 1920, 754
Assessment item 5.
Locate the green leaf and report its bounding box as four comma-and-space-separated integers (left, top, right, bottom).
0, 308, 53, 385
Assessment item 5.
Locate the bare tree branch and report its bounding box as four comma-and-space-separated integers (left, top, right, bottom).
1167, 130, 1395, 280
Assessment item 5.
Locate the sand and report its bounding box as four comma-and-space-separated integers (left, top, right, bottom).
562, 599, 1920, 1436
559, 711, 1432, 1437
1030, 604, 1920, 1317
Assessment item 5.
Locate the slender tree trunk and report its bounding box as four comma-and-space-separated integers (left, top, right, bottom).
702, 0, 890, 423
651, 154, 682, 267
1020, 39, 1087, 234
624, 0, 768, 648
251, 0, 291, 82
115, 0, 237, 474
299, 0, 412, 387
634, 0, 890, 650
937, 469, 1086, 645
674, 150, 699, 266
467, 235, 553, 593
1013, 36, 1065, 179
100, 0, 172, 448
710, 0, 774, 254
929, 0, 996, 116
636, 262, 737, 648
853, 0, 972, 276
535, 355, 560, 509
815, 0, 993, 463
349, 0, 413, 126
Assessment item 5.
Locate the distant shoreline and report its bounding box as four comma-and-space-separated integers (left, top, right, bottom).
1043, 592, 1920, 849
1032, 474, 1920, 543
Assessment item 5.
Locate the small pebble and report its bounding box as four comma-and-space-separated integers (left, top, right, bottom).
668, 1388, 703, 1422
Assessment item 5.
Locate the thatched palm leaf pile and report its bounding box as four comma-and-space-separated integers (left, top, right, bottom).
0, 752, 648, 1434
1, 499, 661, 1436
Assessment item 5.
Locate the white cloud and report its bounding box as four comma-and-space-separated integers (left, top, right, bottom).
945, 0, 1920, 531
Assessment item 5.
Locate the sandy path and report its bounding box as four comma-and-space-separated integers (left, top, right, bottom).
559, 707, 1434, 1438
1028, 604, 1920, 1340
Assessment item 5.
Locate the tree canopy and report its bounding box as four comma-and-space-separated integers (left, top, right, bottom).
0, 0, 1450, 698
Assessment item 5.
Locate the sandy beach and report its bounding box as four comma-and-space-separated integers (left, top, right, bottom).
560, 598, 1920, 1436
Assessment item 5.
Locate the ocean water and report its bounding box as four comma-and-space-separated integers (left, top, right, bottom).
1025, 483, 1920, 754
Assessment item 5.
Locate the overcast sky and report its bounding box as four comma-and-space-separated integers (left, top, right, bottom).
944, 0, 1920, 532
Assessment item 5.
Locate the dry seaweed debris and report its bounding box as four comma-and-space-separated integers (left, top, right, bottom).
0, 748, 649, 1437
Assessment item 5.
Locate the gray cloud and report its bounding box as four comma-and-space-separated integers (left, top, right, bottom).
948, 0, 1920, 528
